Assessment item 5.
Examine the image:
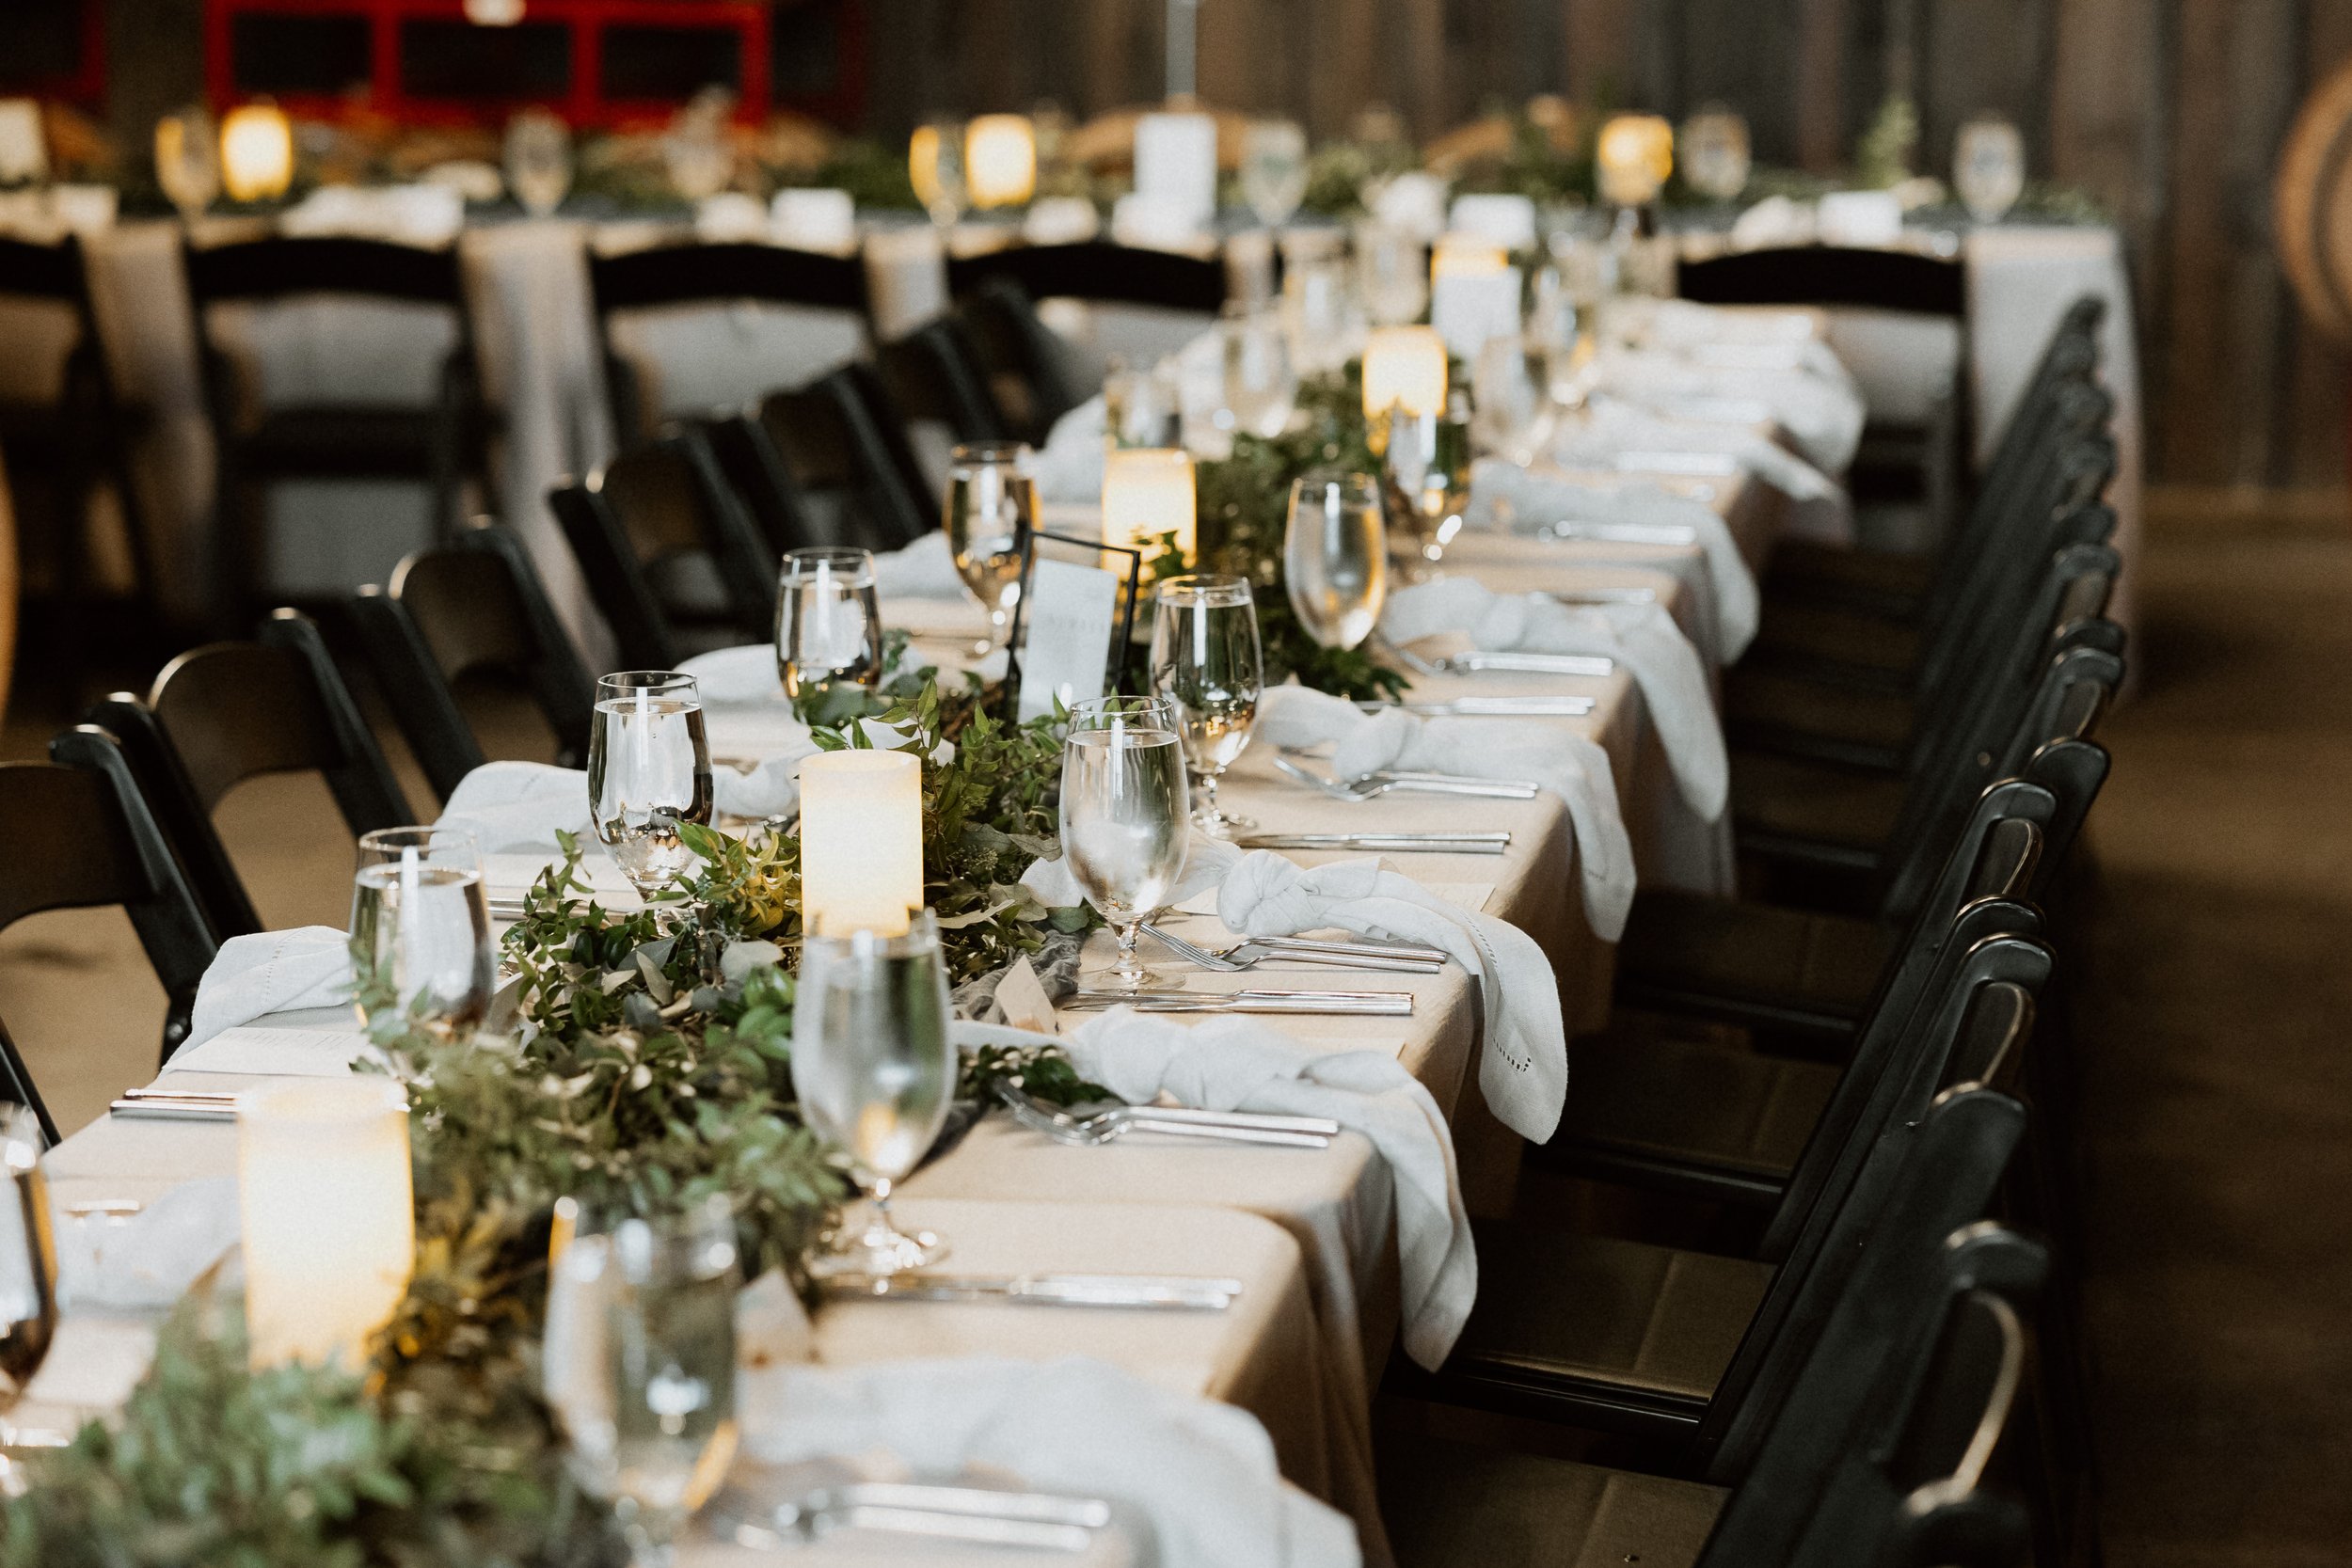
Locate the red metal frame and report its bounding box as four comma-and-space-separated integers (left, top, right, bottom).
204, 0, 775, 130
1, 0, 109, 105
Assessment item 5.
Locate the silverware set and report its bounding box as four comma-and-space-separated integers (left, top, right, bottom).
1532, 518, 1700, 547
994, 1084, 1337, 1149
1060, 988, 1414, 1016
820, 1272, 1244, 1310
1271, 754, 1538, 803
1237, 830, 1512, 855
1379, 636, 1614, 682
1140, 922, 1448, 975
707, 1478, 1117, 1554
1356, 695, 1597, 718
107, 1087, 239, 1123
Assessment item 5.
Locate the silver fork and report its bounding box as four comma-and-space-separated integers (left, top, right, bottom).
993, 1083, 1334, 1148
1272, 753, 1539, 801
1142, 921, 1445, 974
1378, 635, 1613, 680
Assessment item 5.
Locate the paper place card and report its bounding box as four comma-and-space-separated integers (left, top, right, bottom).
170, 1025, 381, 1079
1016, 557, 1120, 722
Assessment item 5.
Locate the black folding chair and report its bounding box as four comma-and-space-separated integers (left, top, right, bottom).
946, 240, 1230, 314
349, 522, 596, 801
548, 428, 778, 670
876, 309, 1016, 446
82, 610, 414, 944
586, 240, 871, 444
182, 234, 491, 618
706, 362, 935, 557
0, 728, 220, 1140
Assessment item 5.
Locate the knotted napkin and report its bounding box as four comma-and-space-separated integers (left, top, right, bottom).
1549, 396, 1853, 546
1256, 684, 1634, 944
1464, 457, 1761, 660
1213, 849, 1568, 1144
1592, 341, 1866, 475
740, 1356, 1360, 1568
185, 926, 350, 1052
436, 759, 596, 851
53, 1176, 242, 1311
871, 529, 971, 599
1381, 576, 1726, 823
1035, 394, 1110, 503
1057, 1009, 1474, 1370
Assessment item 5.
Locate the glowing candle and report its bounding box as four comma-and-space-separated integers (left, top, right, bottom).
964, 115, 1037, 209
799, 749, 924, 936
238, 1079, 414, 1370
1597, 113, 1675, 207
219, 102, 294, 204
1101, 448, 1196, 558
1361, 325, 1448, 422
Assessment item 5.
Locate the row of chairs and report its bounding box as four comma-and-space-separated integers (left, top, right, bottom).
1370, 296, 2122, 1567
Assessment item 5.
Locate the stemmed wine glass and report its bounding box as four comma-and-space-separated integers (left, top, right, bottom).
662, 89, 736, 203
914, 119, 969, 230
1060, 695, 1190, 991
1218, 304, 1296, 443
504, 107, 574, 218
1285, 471, 1390, 650
776, 546, 883, 707
1151, 576, 1263, 838
1240, 119, 1310, 230
1678, 106, 1753, 204
1954, 115, 2026, 225
945, 442, 1035, 657
553, 1195, 742, 1566
793, 911, 957, 1276
349, 827, 494, 1041
1472, 334, 1560, 467
588, 672, 715, 902
1380, 404, 1471, 579
0, 1104, 57, 1492
154, 107, 220, 226
1353, 221, 1427, 327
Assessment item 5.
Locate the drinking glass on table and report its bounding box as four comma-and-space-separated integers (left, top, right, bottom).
775, 546, 882, 706
662, 89, 736, 202
503, 107, 574, 218
1103, 357, 1182, 449
1954, 115, 2026, 225
589, 672, 715, 901
1218, 304, 1296, 442
1240, 119, 1311, 230
1060, 695, 1191, 991
793, 912, 957, 1275
1678, 106, 1753, 203
558, 1195, 742, 1565
350, 827, 493, 1041
1353, 221, 1427, 326
1284, 470, 1389, 651
0, 1104, 58, 1484
1472, 334, 1560, 466
154, 107, 220, 225
1151, 575, 1263, 838
945, 441, 1036, 657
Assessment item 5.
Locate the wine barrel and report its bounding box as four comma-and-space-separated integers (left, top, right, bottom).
2274, 57, 2352, 341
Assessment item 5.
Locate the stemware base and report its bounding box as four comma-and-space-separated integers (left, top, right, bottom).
1192, 807, 1258, 837
1089, 958, 1187, 992
805, 1207, 949, 1279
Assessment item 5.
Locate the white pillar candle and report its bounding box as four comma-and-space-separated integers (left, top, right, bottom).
238, 1079, 414, 1370
1361, 325, 1449, 422
220, 102, 294, 204
1133, 111, 1218, 230
1101, 447, 1196, 558
965, 115, 1037, 209
799, 749, 924, 936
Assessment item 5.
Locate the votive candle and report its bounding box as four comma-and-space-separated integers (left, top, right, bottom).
799, 749, 924, 936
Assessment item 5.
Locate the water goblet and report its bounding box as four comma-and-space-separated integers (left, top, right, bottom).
945, 441, 1036, 657
588, 672, 714, 902
776, 546, 882, 707
1060, 695, 1190, 990
1284, 471, 1389, 651
349, 826, 493, 1042
1151, 576, 1263, 838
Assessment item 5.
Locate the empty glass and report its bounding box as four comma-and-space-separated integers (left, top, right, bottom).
1955, 116, 2026, 225
662, 90, 736, 202
153, 107, 220, 225
1379, 408, 1470, 578
1472, 334, 1560, 466
1282, 256, 1359, 376
504, 107, 573, 217
1151, 576, 1263, 837
1354, 221, 1428, 326
945, 441, 1036, 657
1218, 305, 1296, 442
1240, 119, 1311, 229
1679, 106, 1753, 203
914, 119, 969, 229
776, 546, 882, 706
1060, 695, 1190, 990
556, 1196, 741, 1566
794, 912, 957, 1276
1103, 357, 1183, 449
349, 827, 493, 1041
589, 672, 714, 900
1285, 471, 1389, 650
0, 1105, 56, 1476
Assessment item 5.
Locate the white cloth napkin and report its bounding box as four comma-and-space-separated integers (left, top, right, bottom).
1214, 849, 1569, 1145
1632, 297, 1822, 351
1256, 684, 1635, 944
437, 759, 596, 853
678, 642, 786, 704
52, 1177, 241, 1312
1037, 396, 1110, 503
1592, 343, 1866, 475
1381, 577, 1726, 822
1550, 398, 1853, 546
1464, 458, 1762, 660
184, 927, 350, 1053
1019, 830, 1241, 914
740, 1356, 1360, 1568
1061, 1010, 1474, 1370
872, 530, 970, 599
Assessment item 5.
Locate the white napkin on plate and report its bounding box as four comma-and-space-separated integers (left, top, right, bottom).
872, 530, 970, 599
1381, 577, 1726, 822
184, 927, 350, 1053
52, 1177, 241, 1312
1255, 684, 1635, 944
1214, 849, 1569, 1144
1062, 1009, 1474, 1370
1550, 398, 1853, 546
740, 1356, 1360, 1568
1467, 458, 1761, 659
1036, 395, 1110, 504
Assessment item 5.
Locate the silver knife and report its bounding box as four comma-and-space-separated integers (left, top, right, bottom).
1610, 450, 1741, 477
1248, 933, 1453, 964
709, 1481, 1114, 1553
110, 1098, 237, 1123
1434, 650, 1616, 678
820, 1272, 1244, 1310
1536, 520, 1700, 547
1115, 1104, 1342, 1136
1239, 831, 1511, 854
1061, 990, 1415, 1015
1360, 697, 1596, 718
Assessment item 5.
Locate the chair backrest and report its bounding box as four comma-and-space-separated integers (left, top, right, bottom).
956, 276, 1091, 440
548, 430, 777, 670
946, 241, 1229, 313
84, 610, 414, 943
0, 232, 119, 422
351, 522, 596, 800
0, 728, 222, 1138
1677, 245, 1968, 317
878, 311, 1014, 444
714, 366, 936, 556
181, 234, 469, 310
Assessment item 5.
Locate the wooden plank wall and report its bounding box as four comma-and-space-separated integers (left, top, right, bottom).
862, 0, 2352, 489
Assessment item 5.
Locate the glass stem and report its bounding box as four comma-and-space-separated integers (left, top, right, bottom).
1200, 770, 1220, 816
1112, 920, 1145, 983
869, 1175, 898, 1235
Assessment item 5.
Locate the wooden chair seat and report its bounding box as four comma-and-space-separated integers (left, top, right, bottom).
1617, 890, 1896, 1034
1378, 1433, 1726, 1568
1730, 752, 1910, 859
1562, 1027, 1840, 1196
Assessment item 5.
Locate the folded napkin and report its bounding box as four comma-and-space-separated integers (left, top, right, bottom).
1019, 830, 1242, 915
1036, 395, 1110, 503
677, 642, 786, 704
1465, 457, 1762, 660
872, 529, 970, 600
437, 759, 596, 853
52, 1177, 241, 1312
741, 1356, 1359, 1568
185, 927, 350, 1053
1629, 296, 1822, 351
1256, 684, 1634, 945
1593, 343, 1866, 475
1215, 849, 1568, 1144
1062, 1010, 1474, 1370
1381, 577, 1726, 823
1549, 398, 1853, 546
